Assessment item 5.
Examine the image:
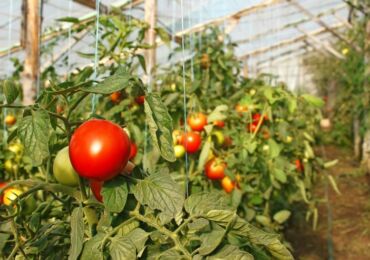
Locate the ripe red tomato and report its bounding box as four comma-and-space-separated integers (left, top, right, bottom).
56, 104, 64, 114
261, 129, 270, 139
110, 91, 122, 103
187, 112, 207, 132
247, 123, 258, 133
223, 136, 233, 148
135, 95, 145, 105
90, 180, 103, 202
252, 113, 268, 123
129, 143, 138, 160
295, 159, 304, 172
69, 119, 131, 181
0, 182, 6, 203
205, 158, 226, 180
213, 120, 225, 128
181, 132, 201, 153
221, 176, 235, 193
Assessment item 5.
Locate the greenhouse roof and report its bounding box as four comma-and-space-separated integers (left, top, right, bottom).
0, 0, 350, 90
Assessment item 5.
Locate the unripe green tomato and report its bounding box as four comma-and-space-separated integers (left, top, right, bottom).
170, 83, 176, 91
286, 136, 293, 143
212, 131, 225, 146
262, 145, 269, 152
249, 89, 256, 96
174, 145, 185, 158
53, 146, 80, 186
22, 194, 37, 215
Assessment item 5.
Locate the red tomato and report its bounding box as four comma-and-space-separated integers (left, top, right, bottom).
181, 132, 202, 154
205, 158, 226, 180
0, 182, 6, 203
69, 119, 131, 181
129, 143, 138, 160
221, 176, 235, 193
135, 95, 145, 105
295, 159, 304, 172
252, 113, 268, 123
187, 112, 207, 132
261, 129, 270, 139
5, 115, 16, 126
90, 180, 103, 202
110, 91, 122, 103
213, 120, 225, 128
223, 136, 233, 148
247, 123, 258, 133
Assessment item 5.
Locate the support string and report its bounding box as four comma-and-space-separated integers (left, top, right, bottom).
180, 0, 189, 198
3, 0, 14, 144
92, 0, 101, 114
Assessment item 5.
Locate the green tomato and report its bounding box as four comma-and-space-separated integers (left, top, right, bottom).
4, 160, 18, 174
8, 142, 23, 156
285, 136, 293, 143
212, 130, 225, 146
174, 145, 185, 158
53, 146, 80, 186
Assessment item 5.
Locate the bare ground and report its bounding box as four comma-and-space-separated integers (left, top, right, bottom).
285, 146, 370, 260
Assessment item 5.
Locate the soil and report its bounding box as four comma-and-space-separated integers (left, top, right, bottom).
285, 146, 370, 260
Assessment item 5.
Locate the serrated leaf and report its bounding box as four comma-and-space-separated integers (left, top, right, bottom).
101, 177, 128, 213
184, 192, 232, 216
83, 67, 139, 94
199, 223, 225, 255
301, 94, 324, 108
274, 169, 287, 183
109, 237, 136, 260
188, 218, 210, 233
197, 140, 211, 171
3, 80, 19, 104
135, 54, 146, 73
126, 228, 149, 253
207, 245, 253, 260
80, 234, 105, 260
68, 207, 84, 260
144, 93, 175, 162
207, 105, 228, 122
18, 110, 50, 166
273, 210, 291, 224
267, 139, 281, 158
133, 169, 184, 218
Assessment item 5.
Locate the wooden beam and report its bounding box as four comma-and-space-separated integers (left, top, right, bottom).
0, 0, 143, 58
144, 0, 156, 83
238, 22, 344, 59
21, 0, 40, 105
235, 4, 346, 45
176, 0, 285, 37
73, 0, 109, 14
287, 0, 360, 51
295, 27, 345, 59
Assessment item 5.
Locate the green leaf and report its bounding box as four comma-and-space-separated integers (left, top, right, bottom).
57, 17, 80, 23
155, 27, 171, 44
18, 110, 50, 166
273, 210, 291, 224
207, 105, 228, 123
301, 94, 324, 108
133, 168, 184, 218
267, 139, 281, 158
287, 99, 297, 113
188, 218, 210, 233
185, 192, 232, 216
80, 234, 105, 260
135, 54, 146, 73
83, 67, 139, 94
126, 228, 149, 253
273, 169, 287, 183
197, 140, 211, 171
101, 177, 128, 213
144, 93, 175, 162
199, 223, 225, 255
109, 237, 136, 260
3, 80, 19, 104
207, 245, 253, 260
68, 207, 84, 260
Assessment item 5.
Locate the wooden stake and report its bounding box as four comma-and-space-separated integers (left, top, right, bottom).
21, 0, 40, 105
144, 0, 156, 85
362, 20, 370, 172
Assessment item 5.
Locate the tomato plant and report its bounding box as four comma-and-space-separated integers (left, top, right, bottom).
53, 146, 80, 186
181, 132, 202, 154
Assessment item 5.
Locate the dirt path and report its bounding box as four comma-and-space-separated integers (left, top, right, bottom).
285, 146, 370, 260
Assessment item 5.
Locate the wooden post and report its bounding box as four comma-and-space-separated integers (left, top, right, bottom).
144, 0, 156, 86
362, 19, 370, 172
21, 0, 40, 105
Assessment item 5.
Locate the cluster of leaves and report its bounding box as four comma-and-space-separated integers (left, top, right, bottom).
0, 15, 294, 259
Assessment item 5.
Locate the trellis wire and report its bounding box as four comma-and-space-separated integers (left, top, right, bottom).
92, 0, 101, 114
180, 0, 189, 198
3, 0, 13, 144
